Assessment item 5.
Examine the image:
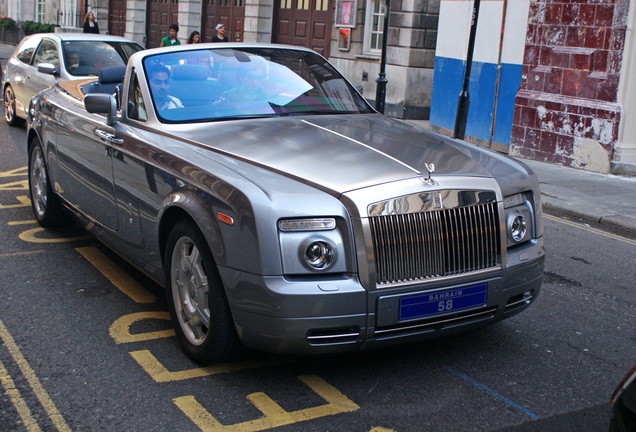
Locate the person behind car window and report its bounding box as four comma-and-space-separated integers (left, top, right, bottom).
215, 58, 273, 106
83, 11, 100, 34
211, 24, 229, 43
187, 31, 201, 44
67, 52, 81, 71
161, 24, 181, 47
148, 65, 183, 110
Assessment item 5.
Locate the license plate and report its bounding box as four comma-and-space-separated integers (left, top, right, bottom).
399, 283, 488, 321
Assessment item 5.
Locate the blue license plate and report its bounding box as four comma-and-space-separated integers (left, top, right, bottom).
399, 283, 488, 320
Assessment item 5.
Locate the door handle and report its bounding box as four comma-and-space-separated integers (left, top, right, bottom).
95, 129, 124, 145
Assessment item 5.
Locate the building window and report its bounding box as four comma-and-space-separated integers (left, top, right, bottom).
60, 0, 77, 27
8, 0, 21, 22
36, 0, 45, 23
363, 0, 384, 55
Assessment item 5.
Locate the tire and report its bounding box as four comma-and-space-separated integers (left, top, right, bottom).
4, 85, 24, 127
28, 137, 63, 227
165, 219, 244, 364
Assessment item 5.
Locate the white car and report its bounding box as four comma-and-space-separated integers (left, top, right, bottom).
3, 32, 143, 126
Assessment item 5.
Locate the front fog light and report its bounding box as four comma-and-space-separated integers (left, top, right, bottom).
510, 214, 527, 242
305, 241, 335, 269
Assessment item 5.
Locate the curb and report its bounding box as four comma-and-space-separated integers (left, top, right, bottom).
542, 200, 636, 238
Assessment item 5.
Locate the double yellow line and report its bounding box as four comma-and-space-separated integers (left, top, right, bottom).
0, 319, 71, 432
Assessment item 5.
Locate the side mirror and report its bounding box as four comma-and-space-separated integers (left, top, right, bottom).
37, 63, 56, 76
85, 93, 118, 126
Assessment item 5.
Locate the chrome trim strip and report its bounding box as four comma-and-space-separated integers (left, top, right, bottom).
374, 307, 498, 335
368, 190, 497, 217
306, 332, 360, 341
505, 294, 533, 309
301, 119, 422, 175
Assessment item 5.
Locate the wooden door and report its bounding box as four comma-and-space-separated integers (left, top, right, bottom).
202, 0, 245, 42
274, 0, 332, 58
108, 0, 126, 36
146, 0, 179, 48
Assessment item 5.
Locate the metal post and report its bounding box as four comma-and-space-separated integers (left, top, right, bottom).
489, 0, 508, 148
453, 0, 482, 139
375, 0, 391, 114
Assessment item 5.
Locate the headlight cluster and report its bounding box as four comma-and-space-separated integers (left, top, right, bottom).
278, 217, 347, 274
503, 193, 534, 247
304, 241, 335, 269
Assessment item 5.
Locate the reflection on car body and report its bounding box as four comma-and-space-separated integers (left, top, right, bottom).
2, 33, 143, 126
26, 43, 545, 364
609, 365, 636, 431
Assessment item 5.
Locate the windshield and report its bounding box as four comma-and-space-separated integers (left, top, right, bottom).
142, 48, 374, 123
62, 41, 143, 77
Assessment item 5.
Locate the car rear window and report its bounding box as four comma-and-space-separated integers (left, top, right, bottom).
15, 36, 41, 64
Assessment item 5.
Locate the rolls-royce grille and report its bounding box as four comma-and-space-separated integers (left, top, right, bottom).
370, 202, 501, 286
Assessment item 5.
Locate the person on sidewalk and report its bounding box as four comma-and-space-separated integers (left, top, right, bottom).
187, 31, 201, 44
160, 24, 181, 47
83, 12, 99, 34
210, 24, 229, 43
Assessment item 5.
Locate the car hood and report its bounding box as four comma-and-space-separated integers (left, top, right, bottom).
168, 114, 493, 195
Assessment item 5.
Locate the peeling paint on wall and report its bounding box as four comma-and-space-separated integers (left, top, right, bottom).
571, 137, 610, 173
511, 0, 627, 173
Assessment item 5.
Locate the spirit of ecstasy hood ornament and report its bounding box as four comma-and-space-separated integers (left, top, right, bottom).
423, 163, 436, 186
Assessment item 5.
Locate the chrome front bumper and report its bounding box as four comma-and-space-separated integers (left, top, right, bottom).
221, 238, 545, 356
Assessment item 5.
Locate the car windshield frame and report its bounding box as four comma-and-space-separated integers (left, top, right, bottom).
62, 40, 143, 77
141, 47, 374, 124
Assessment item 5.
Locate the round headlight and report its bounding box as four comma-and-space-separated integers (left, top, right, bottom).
510, 214, 527, 242
304, 241, 335, 269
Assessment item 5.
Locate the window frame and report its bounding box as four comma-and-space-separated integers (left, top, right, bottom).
32, 38, 59, 70
127, 69, 148, 122
36, 0, 46, 23
362, 0, 384, 56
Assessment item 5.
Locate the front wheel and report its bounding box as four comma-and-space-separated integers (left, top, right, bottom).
28, 138, 63, 227
4, 85, 24, 127
165, 219, 243, 364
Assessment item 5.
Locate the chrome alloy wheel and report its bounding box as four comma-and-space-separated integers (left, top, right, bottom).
4, 86, 16, 124
171, 236, 210, 346
29, 145, 48, 218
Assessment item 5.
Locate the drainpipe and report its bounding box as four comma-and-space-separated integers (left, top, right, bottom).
489, 0, 509, 148
375, 0, 391, 114
453, 0, 482, 140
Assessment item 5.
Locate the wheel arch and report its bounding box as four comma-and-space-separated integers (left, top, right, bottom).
27, 128, 40, 151
157, 191, 226, 274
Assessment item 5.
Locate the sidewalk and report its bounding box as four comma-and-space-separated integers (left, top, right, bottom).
404, 120, 636, 237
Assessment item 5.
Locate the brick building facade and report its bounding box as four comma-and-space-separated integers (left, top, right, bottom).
511, 0, 634, 174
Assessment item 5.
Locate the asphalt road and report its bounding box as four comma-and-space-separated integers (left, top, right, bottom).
0, 117, 634, 432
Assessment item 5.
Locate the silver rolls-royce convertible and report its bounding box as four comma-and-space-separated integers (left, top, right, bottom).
27, 44, 544, 364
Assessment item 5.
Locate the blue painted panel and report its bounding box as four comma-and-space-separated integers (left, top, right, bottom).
430, 56, 523, 147
464, 62, 497, 142
430, 57, 464, 131
492, 64, 522, 145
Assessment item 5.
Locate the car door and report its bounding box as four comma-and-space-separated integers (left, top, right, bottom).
55, 97, 119, 231
23, 38, 58, 106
